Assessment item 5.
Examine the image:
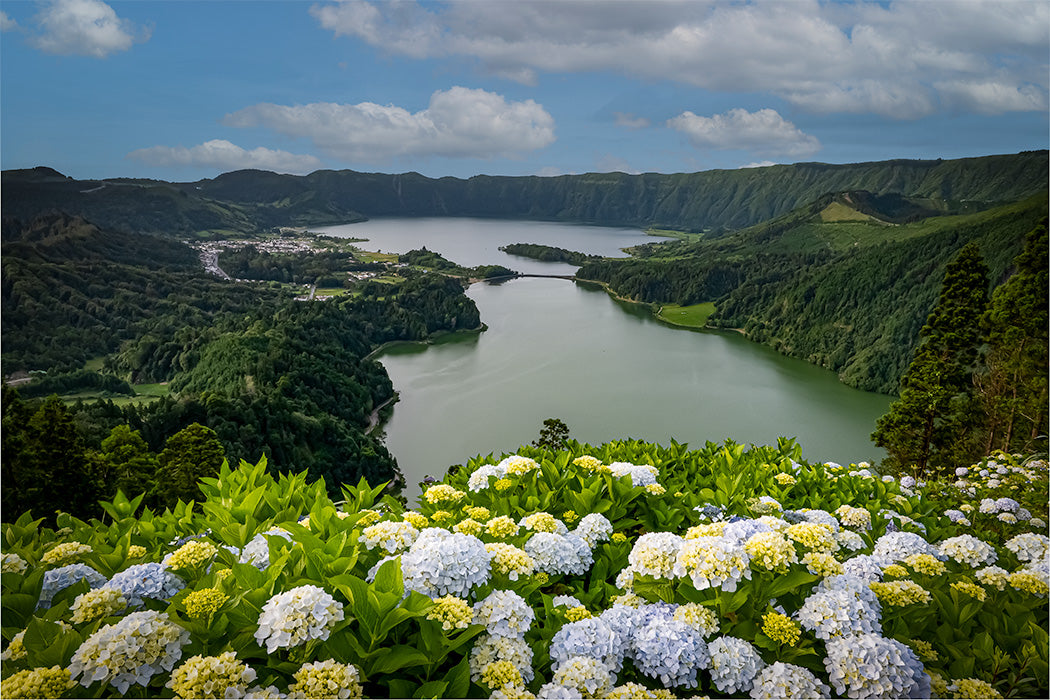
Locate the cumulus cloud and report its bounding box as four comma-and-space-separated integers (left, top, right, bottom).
126, 140, 323, 174
739, 161, 779, 169
223, 86, 555, 162
29, 0, 150, 57
667, 108, 821, 158
309, 0, 1049, 119
614, 112, 650, 129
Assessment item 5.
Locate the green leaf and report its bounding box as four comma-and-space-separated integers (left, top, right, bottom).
369, 644, 432, 674
444, 655, 471, 699
414, 680, 448, 699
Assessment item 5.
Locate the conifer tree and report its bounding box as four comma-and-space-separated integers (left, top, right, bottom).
151, 422, 225, 508
976, 220, 1049, 453
872, 243, 989, 476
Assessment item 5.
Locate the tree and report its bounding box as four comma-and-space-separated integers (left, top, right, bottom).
976, 219, 1049, 454
98, 424, 159, 500
872, 243, 989, 476
151, 422, 226, 508
533, 418, 571, 451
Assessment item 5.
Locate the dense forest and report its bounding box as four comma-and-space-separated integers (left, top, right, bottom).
499, 243, 602, 265
1, 214, 483, 521
4, 151, 1046, 236
578, 193, 1049, 394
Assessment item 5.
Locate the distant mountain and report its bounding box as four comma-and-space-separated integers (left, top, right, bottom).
3, 151, 1046, 236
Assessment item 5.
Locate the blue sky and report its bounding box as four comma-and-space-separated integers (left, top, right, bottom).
1, 0, 1047, 181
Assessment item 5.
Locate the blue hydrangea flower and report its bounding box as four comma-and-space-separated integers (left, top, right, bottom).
708, 635, 765, 694
549, 617, 623, 672
401, 529, 490, 597
824, 632, 929, 698
109, 563, 185, 607
631, 619, 708, 688
525, 532, 592, 576
473, 590, 534, 638
39, 563, 108, 609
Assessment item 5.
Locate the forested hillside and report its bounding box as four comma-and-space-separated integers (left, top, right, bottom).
4, 151, 1046, 236
2, 214, 483, 518
578, 194, 1049, 394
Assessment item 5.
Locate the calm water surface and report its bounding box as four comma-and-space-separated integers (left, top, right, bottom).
318, 218, 892, 501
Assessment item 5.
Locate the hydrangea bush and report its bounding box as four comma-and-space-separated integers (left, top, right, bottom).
1, 441, 1047, 698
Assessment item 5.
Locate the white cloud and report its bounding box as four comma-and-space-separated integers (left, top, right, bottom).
29, 0, 149, 58
614, 112, 650, 129
739, 161, 779, 169
126, 140, 323, 174
223, 87, 555, 162
309, 0, 1049, 119
1, 11, 18, 32
934, 80, 1048, 115
667, 108, 821, 158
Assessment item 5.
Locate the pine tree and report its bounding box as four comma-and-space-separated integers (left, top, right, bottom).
151, 422, 226, 508
872, 243, 989, 476
976, 220, 1049, 453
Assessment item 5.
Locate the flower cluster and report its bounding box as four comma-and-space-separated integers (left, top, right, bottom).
426, 595, 475, 631
401, 529, 491, 597
785, 522, 837, 552
524, 532, 591, 576
632, 619, 708, 688
470, 634, 535, 685
550, 655, 615, 697
761, 611, 800, 646
574, 513, 613, 548
608, 462, 660, 487
2, 552, 28, 574
69, 610, 191, 693
239, 529, 292, 570
361, 520, 419, 553
549, 617, 621, 672
708, 635, 765, 694
486, 515, 521, 539
520, 512, 565, 534
41, 541, 92, 566
456, 516, 483, 536
749, 662, 830, 699
70, 586, 127, 623
474, 590, 535, 638
486, 543, 535, 580
1, 666, 74, 699
745, 531, 797, 573
869, 579, 932, 606
628, 532, 682, 579
109, 562, 185, 607
288, 659, 363, 699
824, 633, 928, 698
834, 505, 872, 531
254, 585, 344, 653
673, 536, 751, 591
673, 603, 720, 638
1005, 533, 1049, 563
183, 588, 227, 619
938, 534, 998, 567
39, 563, 108, 609
166, 652, 257, 699
164, 540, 217, 571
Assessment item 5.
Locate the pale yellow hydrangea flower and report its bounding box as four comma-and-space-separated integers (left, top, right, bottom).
903, 553, 947, 576
289, 659, 363, 699
183, 588, 228, 619
774, 473, 797, 486
71, 587, 127, 623
1, 666, 74, 699
485, 543, 534, 580
685, 522, 725, 538
802, 552, 843, 577
745, 531, 798, 573
785, 522, 838, 552
426, 595, 474, 631
166, 540, 218, 571
402, 511, 429, 528
126, 545, 146, 560
166, 652, 256, 699
761, 611, 801, 646
565, 606, 592, 622
869, 580, 932, 606
465, 506, 491, 521
480, 660, 524, 690
423, 484, 466, 505
948, 677, 1002, 699
41, 541, 92, 566
521, 512, 560, 533
950, 581, 987, 601
454, 518, 484, 537
485, 516, 520, 539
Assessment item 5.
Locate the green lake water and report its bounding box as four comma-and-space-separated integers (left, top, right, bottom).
319, 218, 893, 500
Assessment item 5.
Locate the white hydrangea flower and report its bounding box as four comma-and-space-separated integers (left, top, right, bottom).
628, 532, 682, 579
749, 661, 831, 699
535, 682, 577, 699
871, 532, 941, 566
469, 463, 506, 492
574, 513, 613, 548
841, 554, 886, 582
937, 535, 997, 567
402, 530, 491, 597
631, 619, 709, 688
824, 632, 929, 698
836, 529, 866, 551
474, 590, 534, 638
708, 635, 765, 694
254, 585, 344, 653
2, 552, 28, 574
550, 655, 615, 697
796, 585, 882, 640
470, 633, 535, 684
551, 595, 583, 608
1005, 533, 1049, 563
608, 462, 659, 487
525, 532, 592, 576
673, 536, 751, 592
69, 610, 191, 693
361, 520, 419, 554
239, 529, 292, 570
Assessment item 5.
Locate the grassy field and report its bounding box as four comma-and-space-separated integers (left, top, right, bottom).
59, 382, 170, 407
656, 302, 716, 328
644, 227, 705, 243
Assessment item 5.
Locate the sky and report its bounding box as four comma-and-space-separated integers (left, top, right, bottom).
1, 0, 1047, 182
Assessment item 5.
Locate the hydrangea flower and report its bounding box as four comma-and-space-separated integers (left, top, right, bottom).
673, 603, 720, 638
1009, 569, 1049, 596
183, 588, 227, 619
486, 543, 535, 580
708, 635, 765, 694
785, 522, 838, 552
835, 505, 872, 531
1, 630, 26, 661
745, 531, 797, 573
239, 529, 292, 570
761, 611, 800, 646
469, 463, 507, 492
673, 536, 751, 591
470, 633, 535, 684
166, 652, 257, 699
628, 533, 682, 579
474, 590, 534, 638
426, 595, 475, 631
632, 619, 708, 688
574, 513, 613, 548
903, 553, 947, 576
362, 520, 419, 554
500, 455, 539, 476
525, 532, 591, 576
423, 484, 467, 505
2, 552, 28, 574
163, 540, 218, 571
869, 580, 932, 606
254, 585, 344, 653
486, 516, 521, 539
1005, 533, 1049, 563
402, 529, 491, 597
549, 617, 622, 672
479, 660, 524, 691
551, 594, 583, 608
608, 462, 660, 487
1, 666, 74, 699
520, 512, 566, 534
841, 554, 886, 582
836, 529, 866, 551
796, 586, 882, 640
288, 659, 362, 699
750, 662, 831, 699
109, 563, 185, 608
41, 541, 92, 566
944, 509, 972, 526
872, 531, 941, 565
938, 535, 998, 567
71, 586, 127, 623
39, 563, 108, 609
824, 632, 929, 698
550, 655, 615, 697
572, 455, 606, 473
947, 677, 1003, 699
69, 610, 191, 693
